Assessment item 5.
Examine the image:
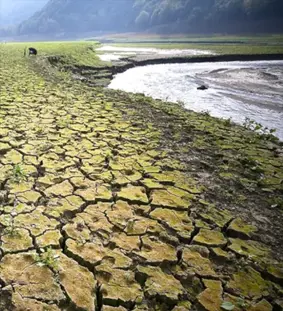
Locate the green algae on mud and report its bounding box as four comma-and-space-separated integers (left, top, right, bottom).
0, 42, 283, 311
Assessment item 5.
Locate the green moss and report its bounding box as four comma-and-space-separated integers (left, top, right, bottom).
137, 265, 184, 302
248, 299, 273, 311
197, 280, 223, 311
0, 252, 65, 302
58, 252, 96, 310
96, 263, 142, 305
198, 206, 233, 228
2, 228, 33, 253
140, 178, 164, 189
173, 301, 192, 311
211, 247, 230, 260
227, 267, 270, 299
227, 218, 257, 239
193, 229, 227, 247
181, 247, 217, 277
228, 238, 269, 260
150, 208, 194, 239
45, 180, 74, 197
135, 236, 176, 264
36, 230, 62, 248
266, 263, 283, 282
117, 185, 148, 204
150, 189, 191, 210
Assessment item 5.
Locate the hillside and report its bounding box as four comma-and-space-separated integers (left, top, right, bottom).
0, 0, 47, 27
17, 0, 283, 36
17, 0, 136, 35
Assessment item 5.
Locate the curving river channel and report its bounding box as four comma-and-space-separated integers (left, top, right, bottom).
109, 60, 283, 140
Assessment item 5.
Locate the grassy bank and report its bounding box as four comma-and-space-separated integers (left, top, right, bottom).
6, 41, 108, 67
112, 42, 283, 54
95, 33, 283, 44
0, 41, 283, 311
94, 33, 283, 54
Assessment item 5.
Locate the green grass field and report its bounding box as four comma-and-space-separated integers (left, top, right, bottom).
6, 41, 107, 67
93, 33, 283, 54
92, 33, 283, 43
112, 42, 283, 54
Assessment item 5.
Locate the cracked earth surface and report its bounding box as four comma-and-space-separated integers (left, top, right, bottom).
0, 44, 283, 311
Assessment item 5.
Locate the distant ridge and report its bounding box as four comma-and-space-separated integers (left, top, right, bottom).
0, 0, 48, 27
14, 0, 283, 36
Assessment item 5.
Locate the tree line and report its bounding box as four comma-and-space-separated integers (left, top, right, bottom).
1, 0, 283, 37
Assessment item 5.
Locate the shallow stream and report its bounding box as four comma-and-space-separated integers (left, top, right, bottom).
97, 45, 215, 61
109, 60, 283, 140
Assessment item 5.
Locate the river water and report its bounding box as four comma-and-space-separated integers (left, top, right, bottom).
109, 60, 283, 140
97, 45, 215, 61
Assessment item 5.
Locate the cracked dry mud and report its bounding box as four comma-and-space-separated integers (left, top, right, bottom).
0, 44, 283, 311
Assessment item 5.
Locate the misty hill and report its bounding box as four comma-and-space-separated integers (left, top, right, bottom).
18, 0, 135, 35
17, 0, 283, 36
0, 0, 48, 27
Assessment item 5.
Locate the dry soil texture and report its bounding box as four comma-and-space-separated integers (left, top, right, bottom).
0, 43, 283, 311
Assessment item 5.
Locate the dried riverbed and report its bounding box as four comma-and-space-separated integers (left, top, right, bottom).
0, 43, 283, 311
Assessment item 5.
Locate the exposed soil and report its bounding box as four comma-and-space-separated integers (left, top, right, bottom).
0, 45, 282, 311
58, 53, 283, 87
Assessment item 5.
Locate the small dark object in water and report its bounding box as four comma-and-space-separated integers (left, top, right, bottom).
28, 47, 37, 56
197, 85, 208, 90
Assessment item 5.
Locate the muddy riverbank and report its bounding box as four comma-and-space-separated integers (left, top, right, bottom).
109, 60, 283, 140
62, 52, 283, 87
